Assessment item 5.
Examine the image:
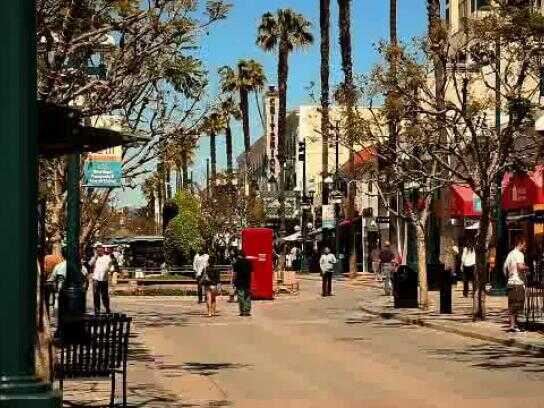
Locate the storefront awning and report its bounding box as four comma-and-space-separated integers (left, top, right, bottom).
341, 148, 376, 173
502, 166, 544, 210
449, 185, 482, 218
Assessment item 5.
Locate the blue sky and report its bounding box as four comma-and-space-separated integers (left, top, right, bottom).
117, 0, 428, 207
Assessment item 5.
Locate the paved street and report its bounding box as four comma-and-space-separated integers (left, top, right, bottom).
85, 276, 544, 408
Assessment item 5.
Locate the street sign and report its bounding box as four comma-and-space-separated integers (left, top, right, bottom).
83, 146, 123, 187
322, 204, 336, 229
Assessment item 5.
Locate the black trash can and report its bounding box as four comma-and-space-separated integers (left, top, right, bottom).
427, 263, 444, 291
439, 266, 453, 314
393, 266, 419, 308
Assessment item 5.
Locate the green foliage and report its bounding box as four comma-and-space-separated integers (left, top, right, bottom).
164, 190, 203, 264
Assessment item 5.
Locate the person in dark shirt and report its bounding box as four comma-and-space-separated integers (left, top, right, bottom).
232, 249, 253, 317
378, 241, 397, 295
201, 253, 220, 317
379, 241, 396, 263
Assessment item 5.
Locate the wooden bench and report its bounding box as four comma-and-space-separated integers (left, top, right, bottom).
55, 313, 132, 407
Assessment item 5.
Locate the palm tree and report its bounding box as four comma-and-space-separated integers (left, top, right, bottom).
320, 0, 331, 205
219, 60, 267, 155
388, 0, 398, 148
218, 97, 242, 175
201, 111, 224, 180
257, 8, 314, 237
164, 132, 197, 192
387, 0, 400, 267
337, 0, 357, 276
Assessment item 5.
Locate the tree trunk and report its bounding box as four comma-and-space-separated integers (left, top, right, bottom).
276, 38, 290, 275
416, 225, 429, 309
320, 0, 330, 186
181, 148, 188, 190
473, 204, 491, 320
427, 0, 447, 276
390, 0, 397, 44
388, 0, 399, 244
210, 132, 217, 179
175, 163, 182, 192
254, 90, 265, 129
240, 87, 250, 154
226, 119, 233, 175
338, 0, 357, 276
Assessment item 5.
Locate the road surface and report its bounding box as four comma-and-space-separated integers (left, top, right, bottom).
114, 276, 544, 408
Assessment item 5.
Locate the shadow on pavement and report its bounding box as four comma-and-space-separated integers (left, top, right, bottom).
427, 344, 544, 374
129, 311, 190, 328
178, 362, 252, 377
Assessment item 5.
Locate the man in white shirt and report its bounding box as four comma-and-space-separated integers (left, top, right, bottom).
89, 243, 113, 314
504, 237, 528, 332
461, 242, 476, 297
193, 249, 210, 304
320, 247, 337, 297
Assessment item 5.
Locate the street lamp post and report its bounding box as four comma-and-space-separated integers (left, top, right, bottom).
324, 176, 334, 250
0, 1, 60, 405
329, 189, 344, 273
491, 36, 507, 296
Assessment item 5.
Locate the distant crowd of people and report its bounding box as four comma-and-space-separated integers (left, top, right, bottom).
44, 233, 531, 334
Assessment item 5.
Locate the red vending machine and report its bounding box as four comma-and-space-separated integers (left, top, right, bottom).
242, 228, 274, 300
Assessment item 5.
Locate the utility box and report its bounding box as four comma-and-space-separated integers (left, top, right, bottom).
242, 228, 274, 300
393, 265, 419, 308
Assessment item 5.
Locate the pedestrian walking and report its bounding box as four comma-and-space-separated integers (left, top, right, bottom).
379, 241, 396, 296
228, 249, 238, 303
193, 249, 209, 304
461, 241, 476, 297
201, 256, 220, 317
48, 245, 88, 310
89, 243, 114, 315
319, 247, 337, 297
504, 236, 528, 332
370, 245, 381, 279
233, 249, 253, 316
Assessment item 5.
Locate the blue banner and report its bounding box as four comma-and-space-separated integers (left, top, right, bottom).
83, 160, 122, 187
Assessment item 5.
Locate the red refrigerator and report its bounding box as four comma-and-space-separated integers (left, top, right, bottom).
242, 228, 274, 300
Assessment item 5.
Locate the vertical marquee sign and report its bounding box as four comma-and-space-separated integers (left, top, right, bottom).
264, 86, 280, 178
83, 145, 123, 187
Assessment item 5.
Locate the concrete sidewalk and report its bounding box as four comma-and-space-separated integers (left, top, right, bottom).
60, 325, 189, 407
352, 273, 544, 353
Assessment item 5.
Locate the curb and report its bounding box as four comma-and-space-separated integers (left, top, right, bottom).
359, 304, 544, 354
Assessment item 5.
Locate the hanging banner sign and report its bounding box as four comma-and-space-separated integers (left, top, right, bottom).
83, 146, 123, 187
322, 204, 336, 229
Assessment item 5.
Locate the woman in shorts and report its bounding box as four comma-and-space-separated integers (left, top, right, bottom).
202, 263, 221, 317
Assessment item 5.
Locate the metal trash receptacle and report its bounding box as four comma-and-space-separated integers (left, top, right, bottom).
393, 266, 418, 308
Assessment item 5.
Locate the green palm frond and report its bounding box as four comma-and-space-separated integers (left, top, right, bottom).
257, 8, 314, 53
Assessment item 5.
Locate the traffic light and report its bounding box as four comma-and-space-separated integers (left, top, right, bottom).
298, 140, 306, 161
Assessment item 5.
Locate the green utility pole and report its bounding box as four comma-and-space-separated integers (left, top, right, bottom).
0, 0, 60, 406
59, 153, 87, 322
491, 37, 507, 296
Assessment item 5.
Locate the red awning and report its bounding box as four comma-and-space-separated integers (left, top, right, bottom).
502, 166, 544, 210
341, 148, 376, 173
449, 185, 482, 218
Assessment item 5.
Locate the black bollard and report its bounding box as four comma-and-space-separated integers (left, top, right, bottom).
439, 266, 452, 314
